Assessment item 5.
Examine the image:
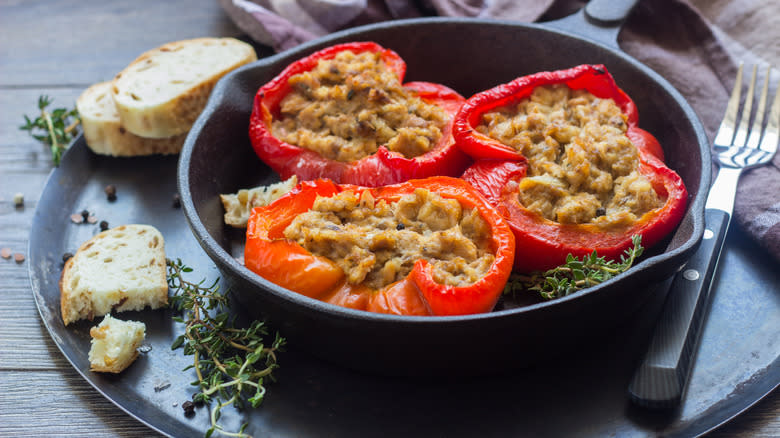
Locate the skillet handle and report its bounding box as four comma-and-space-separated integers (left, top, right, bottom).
543, 0, 640, 49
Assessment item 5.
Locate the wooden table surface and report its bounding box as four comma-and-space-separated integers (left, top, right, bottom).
0, 1, 777, 436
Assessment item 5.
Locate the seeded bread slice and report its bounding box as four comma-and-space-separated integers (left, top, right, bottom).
60, 224, 168, 325
88, 314, 146, 373
111, 37, 257, 138
77, 82, 186, 156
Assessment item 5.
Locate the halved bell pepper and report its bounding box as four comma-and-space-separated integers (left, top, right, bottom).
244, 176, 515, 316
462, 156, 687, 273
249, 42, 471, 187
455, 65, 688, 272
452, 64, 666, 163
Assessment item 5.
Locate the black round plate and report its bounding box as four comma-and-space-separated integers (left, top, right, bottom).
29, 136, 777, 438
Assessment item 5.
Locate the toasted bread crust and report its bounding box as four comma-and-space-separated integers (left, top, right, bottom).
111, 37, 257, 138
77, 82, 185, 156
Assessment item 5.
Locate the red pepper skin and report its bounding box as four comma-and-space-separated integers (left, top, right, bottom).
454, 64, 686, 272
249, 42, 471, 187
462, 158, 687, 272
452, 64, 665, 163
244, 177, 515, 316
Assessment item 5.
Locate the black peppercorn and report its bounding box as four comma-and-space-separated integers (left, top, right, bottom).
396, 223, 405, 230
80, 209, 90, 221
99, 220, 109, 231
62, 252, 74, 263
182, 400, 195, 416
104, 185, 117, 202
595, 207, 606, 217
172, 193, 181, 209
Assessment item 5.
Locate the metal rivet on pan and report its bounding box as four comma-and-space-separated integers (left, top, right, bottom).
704, 229, 714, 239
683, 269, 700, 281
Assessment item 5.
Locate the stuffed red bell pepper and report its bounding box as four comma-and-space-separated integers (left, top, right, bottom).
244, 176, 515, 316
455, 65, 687, 272
249, 42, 471, 187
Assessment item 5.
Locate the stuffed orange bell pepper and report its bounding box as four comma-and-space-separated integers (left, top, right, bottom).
244, 176, 515, 316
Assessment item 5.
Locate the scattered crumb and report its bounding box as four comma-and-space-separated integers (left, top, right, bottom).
138, 344, 152, 354
87, 215, 98, 224
1, 248, 10, 259
70, 214, 84, 224
13, 253, 24, 263
154, 381, 171, 392
13, 193, 24, 207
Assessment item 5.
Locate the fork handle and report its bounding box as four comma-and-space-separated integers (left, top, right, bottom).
628, 208, 730, 408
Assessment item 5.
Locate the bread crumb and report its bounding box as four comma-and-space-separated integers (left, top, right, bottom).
88, 314, 146, 373
220, 176, 298, 228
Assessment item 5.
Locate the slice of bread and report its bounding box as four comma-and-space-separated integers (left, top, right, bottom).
88, 314, 146, 373
77, 82, 186, 156
111, 37, 257, 138
60, 224, 168, 325
220, 176, 298, 227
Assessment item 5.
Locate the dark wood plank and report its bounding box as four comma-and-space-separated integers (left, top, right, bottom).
0, 0, 245, 86
0, 370, 164, 437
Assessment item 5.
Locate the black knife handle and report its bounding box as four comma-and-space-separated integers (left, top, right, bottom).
628, 208, 730, 409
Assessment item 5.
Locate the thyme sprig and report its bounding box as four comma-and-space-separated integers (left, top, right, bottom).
20, 95, 80, 166
167, 258, 285, 438
504, 235, 644, 300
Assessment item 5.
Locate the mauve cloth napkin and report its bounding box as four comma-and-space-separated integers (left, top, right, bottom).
219, 0, 780, 263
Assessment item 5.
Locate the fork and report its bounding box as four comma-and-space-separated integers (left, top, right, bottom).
628, 64, 780, 408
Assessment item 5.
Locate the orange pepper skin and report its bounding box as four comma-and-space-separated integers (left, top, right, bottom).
249, 42, 471, 187
244, 177, 515, 316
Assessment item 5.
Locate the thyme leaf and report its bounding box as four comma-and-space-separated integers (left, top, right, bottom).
19, 95, 80, 166
504, 235, 644, 300
167, 258, 285, 438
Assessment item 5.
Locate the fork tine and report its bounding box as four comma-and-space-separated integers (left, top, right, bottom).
746, 67, 771, 149
759, 75, 780, 155
714, 63, 743, 147
733, 65, 757, 147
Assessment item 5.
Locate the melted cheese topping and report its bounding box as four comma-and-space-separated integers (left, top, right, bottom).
272, 51, 448, 162
476, 85, 662, 227
284, 189, 494, 290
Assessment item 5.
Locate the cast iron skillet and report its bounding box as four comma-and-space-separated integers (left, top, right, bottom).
179, 0, 709, 375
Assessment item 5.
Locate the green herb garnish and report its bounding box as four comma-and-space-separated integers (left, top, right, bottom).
20, 95, 80, 166
167, 259, 285, 438
504, 235, 644, 300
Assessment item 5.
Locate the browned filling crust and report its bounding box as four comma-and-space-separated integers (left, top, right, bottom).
476, 85, 662, 227
272, 51, 448, 162
283, 189, 494, 290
